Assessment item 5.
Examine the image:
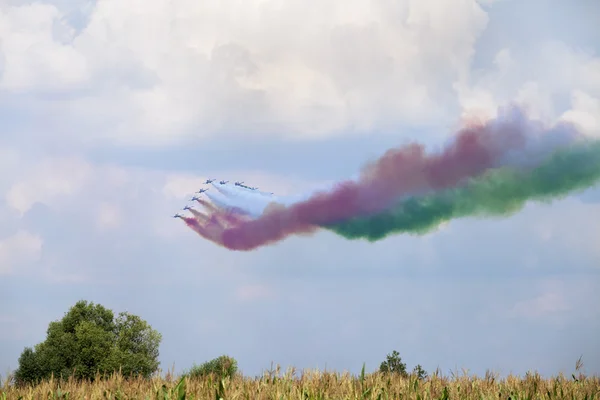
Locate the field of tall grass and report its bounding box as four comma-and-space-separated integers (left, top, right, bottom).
1, 364, 598, 400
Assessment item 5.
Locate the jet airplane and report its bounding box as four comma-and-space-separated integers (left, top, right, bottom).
235, 181, 259, 190
183, 205, 194, 211
219, 180, 229, 184
173, 213, 183, 219
204, 179, 215, 184
190, 195, 200, 201
196, 188, 209, 193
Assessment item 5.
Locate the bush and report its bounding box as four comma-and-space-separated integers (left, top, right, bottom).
13, 300, 162, 386
183, 355, 238, 380
379, 351, 428, 380
412, 364, 428, 380
379, 350, 407, 377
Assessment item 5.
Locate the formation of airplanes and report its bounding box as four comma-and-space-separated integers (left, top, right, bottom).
173, 179, 259, 218
234, 181, 258, 190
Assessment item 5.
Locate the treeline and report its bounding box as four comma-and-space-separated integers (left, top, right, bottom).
6, 300, 432, 388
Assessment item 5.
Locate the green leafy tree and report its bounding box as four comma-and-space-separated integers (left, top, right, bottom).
379, 350, 408, 377
13, 347, 42, 385
183, 355, 238, 380
13, 300, 162, 386
412, 364, 428, 380
102, 313, 161, 377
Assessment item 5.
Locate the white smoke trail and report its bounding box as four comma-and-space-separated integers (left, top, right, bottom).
210, 182, 276, 201
207, 177, 363, 220
203, 190, 263, 217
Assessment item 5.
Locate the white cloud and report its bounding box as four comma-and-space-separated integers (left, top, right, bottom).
5, 156, 92, 214
0, 3, 89, 91
0, 230, 43, 275
1, 0, 598, 148
455, 41, 600, 133
559, 90, 600, 137
0, 0, 493, 145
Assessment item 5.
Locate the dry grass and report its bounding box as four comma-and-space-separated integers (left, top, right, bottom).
1, 365, 598, 399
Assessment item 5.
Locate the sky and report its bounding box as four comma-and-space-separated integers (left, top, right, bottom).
1, 0, 600, 379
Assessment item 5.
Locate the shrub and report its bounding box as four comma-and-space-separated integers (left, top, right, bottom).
183, 355, 238, 380
412, 364, 428, 380
379, 350, 408, 377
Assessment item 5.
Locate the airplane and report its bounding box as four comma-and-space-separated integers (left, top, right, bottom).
196, 188, 209, 193
190, 196, 200, 201
219, 180, 228, 184
183, 205, 194, 211
173, 213, 183, 219
235, 181, 259, 190
204, 179, 215, 184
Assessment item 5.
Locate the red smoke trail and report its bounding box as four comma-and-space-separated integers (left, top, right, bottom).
194, 198, 218, 213
192, 198, 235, 226
182, 217, 210, 239
188, 208, 210, 223
193, 197, 252, 227
190, 110, 531, 250
217, 211, 248, 226
184, 214, 237, 246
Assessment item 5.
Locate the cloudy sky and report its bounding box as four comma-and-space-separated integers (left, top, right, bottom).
1, 0, 600, 379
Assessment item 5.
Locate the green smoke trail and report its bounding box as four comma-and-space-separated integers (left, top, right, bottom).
327, 140, 600, 241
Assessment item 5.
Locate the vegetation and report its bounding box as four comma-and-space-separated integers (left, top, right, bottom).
1, 364, 598, 399
181, 355, 238, 380
12, 300, 162, 386
379, 350, 428, 381
379, 350, 407, 376
3, 300, 598, 398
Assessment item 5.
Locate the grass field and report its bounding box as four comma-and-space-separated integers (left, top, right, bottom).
1, 365, 599, 400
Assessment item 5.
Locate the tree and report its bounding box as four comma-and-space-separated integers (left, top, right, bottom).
13, 347, 42, 385
13, 300, 162, 386
412, 364, 428, 380
379, 350, 408, 377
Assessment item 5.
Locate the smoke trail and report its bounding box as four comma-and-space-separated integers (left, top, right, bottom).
188, 208, 210, 223
212, 182, 275, 199
192, 198, 219, 214
187, 107, 556, 251
179, 107, 597, 251
327, 139, 600, 240
188, 196, 239, 227
203, 190, 263, 218
210, 183, 280, 216
180, 216, 221, 244
210, 182, 248, 198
